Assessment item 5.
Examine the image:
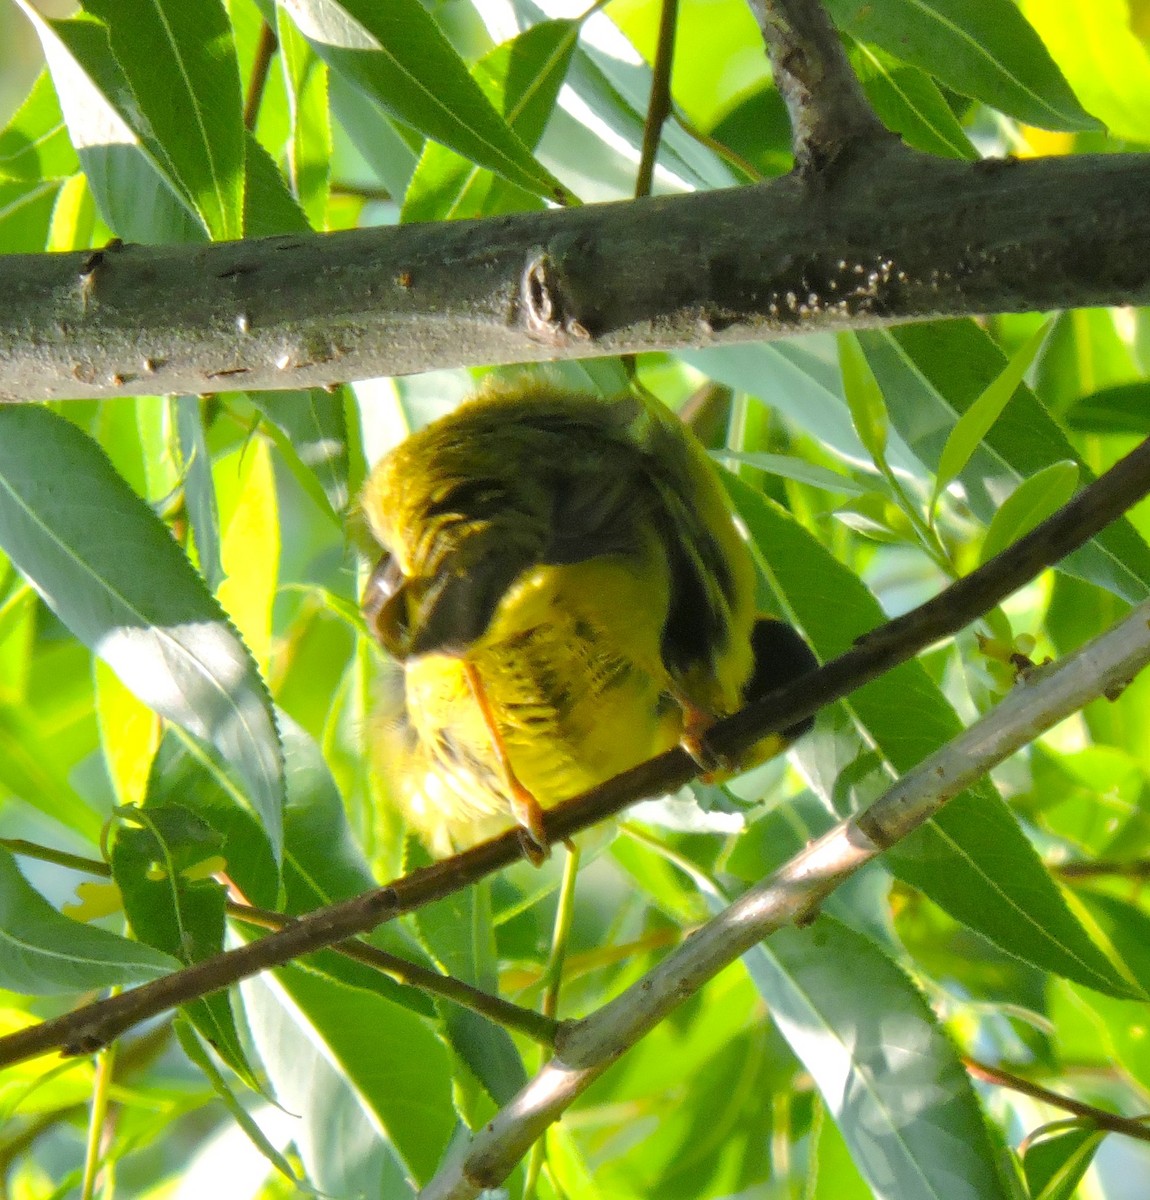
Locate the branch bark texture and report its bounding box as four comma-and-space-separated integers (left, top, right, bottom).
0, 147, 1147, 401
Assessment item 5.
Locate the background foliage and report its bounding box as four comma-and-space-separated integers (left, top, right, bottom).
1, 0, 1150, 1197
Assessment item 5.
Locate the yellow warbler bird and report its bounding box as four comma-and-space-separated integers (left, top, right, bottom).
360, 379, 817, 859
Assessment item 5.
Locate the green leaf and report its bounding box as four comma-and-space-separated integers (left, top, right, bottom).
682, 340, 921, 473
0, 177, 61, 251
722, 451, 870, 495
246, 962, 455, 1186
80, 0, 246, 241
1065, 382, 1150, 434
175, 1020, 301, 1185
748, 918, 1011, 1200
14, 5, 205, 241
0, 849, 177, 994
1022, 1127, 1104, 1200
979, 460, 1079, 564
860, 322, 1150, 603
277, 7, 332, 227
110, 799, 255, 1073
402, 19, 578, 222
838, 332, 890, 465
727, 476, 1140, 1000
280, 0, 570, 203
823, 0, 1099, 132
242, 131, 311, 236
0, 407, 285, 858
175, 396, 224, 591
933, 318, 1052, 505
850, 39, 978, 160
807, 1099, 874, 1199
250, 389, 350, 519
1019, 0, 1150, 144
0, 71, 80, 182
0, 700, 100, 845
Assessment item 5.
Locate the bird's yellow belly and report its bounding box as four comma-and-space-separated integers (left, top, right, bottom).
402, 555, 681, 827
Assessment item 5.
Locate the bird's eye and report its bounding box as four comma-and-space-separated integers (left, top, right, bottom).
424, 479, 507, 519
363, 553, 404, 627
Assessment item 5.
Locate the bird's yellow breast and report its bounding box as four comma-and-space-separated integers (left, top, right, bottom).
401, 544, 684, 830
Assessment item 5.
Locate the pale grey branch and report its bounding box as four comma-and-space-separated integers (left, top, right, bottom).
0, 148, 1148, 402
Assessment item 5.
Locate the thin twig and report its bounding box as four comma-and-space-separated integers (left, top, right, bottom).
0, 838, 555, 1045
1056, 858, 1150, 879
230, 902, 557, 1044
635, 0, 679, 198
965, 1057, 1150, 1144
3, 437, 1150, 1070
243, 22, 279, 132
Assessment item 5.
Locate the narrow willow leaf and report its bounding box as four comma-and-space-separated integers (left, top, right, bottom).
749, 919, 1011, 1200
838, 332, 889, 465
245, 963, 455, 1186
1023, 1128, 1104, 1200
250, 389, 350, 520
0, 70, 79, 182
0, 850, 177, 993
280, 0, 569, 202
175, 396, 223, 591
719, 451, 869, 496
0, 407, 285, 857
1020, 0, 1150, 144
824, 0, 1099, 132
727, 475, 1139, 1000
277, 7, 332, 227
934, 318, 1052, 505
979, 460, 1079, 564
850, 39, 978, 160
82, 0, 246, 240
402, 19, 578, 223
176, 1021, 299, 1181
861, 322, 1150, 603
14, 4, 205, 241
1065, 382, 1150, 434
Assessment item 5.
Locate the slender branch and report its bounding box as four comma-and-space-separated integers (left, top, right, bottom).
746, 0, 892, 173
1056, 858, 1150, 880
0, 838, 556, 1044
965, 1057, 1150, 1144
3, 436, 1149, 1070
0, 151, 1148, 401
242, 22, 279, 132
424, 597, 1150, 1198
230, 902, 557, 1044
0, 838, 111, 877
635, 0, 679, 198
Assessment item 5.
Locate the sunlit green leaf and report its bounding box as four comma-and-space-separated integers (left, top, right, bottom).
749, 918, 1011, 1200
81, 0, 246, 240
0, 407, 285, 857
824, 0, 1099, 131
0, 849, 177, 993
279, 0, 570, 202
979, 460, 1079, 564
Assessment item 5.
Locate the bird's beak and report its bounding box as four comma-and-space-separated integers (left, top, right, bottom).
363, 554, 414, 659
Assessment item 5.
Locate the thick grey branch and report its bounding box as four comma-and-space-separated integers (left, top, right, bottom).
422, 599, 1150, 1198
0, 147, 1148, 401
